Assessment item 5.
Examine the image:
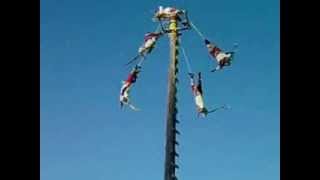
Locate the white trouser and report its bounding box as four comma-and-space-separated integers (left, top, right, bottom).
195, 94, 205, 109
216, 52, 231, 63
139, 38, 156, 54
120, 83, 131, 103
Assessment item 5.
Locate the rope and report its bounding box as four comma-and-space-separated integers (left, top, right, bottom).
137, 56, 146, 67
155, 23, 161, 33
190, 21, 206, 40
128, 103, 140, 111
124, 54, 141, 66
181, 46, 193, 73
180, 38, 193, 73
208, 104, 231, 114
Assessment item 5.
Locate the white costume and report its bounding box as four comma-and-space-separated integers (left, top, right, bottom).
194, 92, 205, 110
138, 37, 157, 55
216, 52, 232, 63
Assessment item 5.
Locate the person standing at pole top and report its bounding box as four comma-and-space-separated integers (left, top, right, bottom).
154, 6, 183, 19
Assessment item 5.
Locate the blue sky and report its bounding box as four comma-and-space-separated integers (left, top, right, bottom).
41, 0, 279, 180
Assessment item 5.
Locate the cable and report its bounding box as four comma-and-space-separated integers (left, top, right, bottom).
190, 21, 206, 40
181, 46, 193, 73
137, 56, 146, 67
179, 38, 193, 74
207, 104, 231, 114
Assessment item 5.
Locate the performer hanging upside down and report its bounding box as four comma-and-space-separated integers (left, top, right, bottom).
189, 72, 229, 117
119, 65, 141, 111
125, 32, 162, 66
138, 32, 162, 56
204, 39, 235, 72
189, 72, 210, 117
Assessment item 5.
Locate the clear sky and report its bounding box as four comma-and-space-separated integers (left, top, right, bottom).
41, 0, 279, 180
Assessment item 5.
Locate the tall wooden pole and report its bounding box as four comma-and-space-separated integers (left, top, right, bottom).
164, 16, 180, 180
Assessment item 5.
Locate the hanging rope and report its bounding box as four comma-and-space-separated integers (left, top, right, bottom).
179, 38, 193, 74
207, 104, 231, 114
181, 46, 193, 74
190, 21, 206, 40
137, 56, 146, 67
191, 20, 240, 55
155, 23, 161, 33
127, 103, 140, 111
124, 54, 140, 66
